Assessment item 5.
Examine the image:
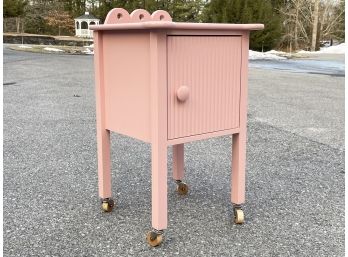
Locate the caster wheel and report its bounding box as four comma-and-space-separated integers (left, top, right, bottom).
101, 198, 114, 212
176, 181, 188, 195
146, 231, 163, 247
233, 207, 244, 224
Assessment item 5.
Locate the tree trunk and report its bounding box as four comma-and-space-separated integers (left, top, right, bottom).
16, 17, 20, 33
294, 7, 299, 50
311, 0, 319, 51
316, 21, 321, 50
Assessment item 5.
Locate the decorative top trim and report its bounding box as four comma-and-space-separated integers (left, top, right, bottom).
90, 8, 264, 31
104, 8, 172, 24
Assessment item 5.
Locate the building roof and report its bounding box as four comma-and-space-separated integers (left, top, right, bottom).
75, 12, 99, 20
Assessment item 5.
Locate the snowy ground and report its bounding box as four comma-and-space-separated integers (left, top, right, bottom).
249, 50, 287, 60
43, 47, 64, 52
83, 45, 94, 55
249, 43, 346, 60
8, 44, 93, 55
18, 45, 32, 49
248, 43, 345, 76
298, 43, 346, 55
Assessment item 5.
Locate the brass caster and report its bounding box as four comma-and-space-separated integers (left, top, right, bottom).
176, 180, 188, 195
101, 198, 114, 212
233, 206, 244, 224
146, 230, 163, 247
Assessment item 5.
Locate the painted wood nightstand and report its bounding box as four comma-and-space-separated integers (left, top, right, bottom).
91, 8, 263, 246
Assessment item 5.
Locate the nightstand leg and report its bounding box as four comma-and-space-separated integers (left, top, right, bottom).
151, 144, 167, 230
172, 144, 184, 180
94, 31, 112, 202
97, 128, 112, 199
231, 132, 246, 205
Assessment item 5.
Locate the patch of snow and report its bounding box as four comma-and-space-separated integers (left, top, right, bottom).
82, 48, 94, 55
249, 50, 286, 60
297, 43, 346, 55
319, 43, 346, 54
43, 47, 64, 52
18, 45, 32, 49
266, 50, 292, 58
297, 50, 315, 54
267, 50, 287, 55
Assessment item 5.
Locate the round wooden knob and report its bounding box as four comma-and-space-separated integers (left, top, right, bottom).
176, 86, 189, 102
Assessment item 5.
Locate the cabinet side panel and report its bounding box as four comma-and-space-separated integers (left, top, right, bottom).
102, 32, 151, 142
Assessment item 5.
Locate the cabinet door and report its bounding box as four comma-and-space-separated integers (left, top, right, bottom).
167, 36, 242, 139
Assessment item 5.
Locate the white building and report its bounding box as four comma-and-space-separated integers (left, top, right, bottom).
74, 12, 100, 38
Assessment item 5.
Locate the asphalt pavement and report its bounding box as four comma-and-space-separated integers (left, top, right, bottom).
3, 46, 345, 256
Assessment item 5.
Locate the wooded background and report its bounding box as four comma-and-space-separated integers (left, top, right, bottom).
3, 0, 345, 51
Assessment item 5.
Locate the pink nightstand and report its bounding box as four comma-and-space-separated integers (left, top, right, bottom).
90, 8, 264, 247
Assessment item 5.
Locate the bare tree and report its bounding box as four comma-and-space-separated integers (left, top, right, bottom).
311, 0, 319, 51
279, 0, 344, 51
279, 0, 311, 51
319, 0, 345, 41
